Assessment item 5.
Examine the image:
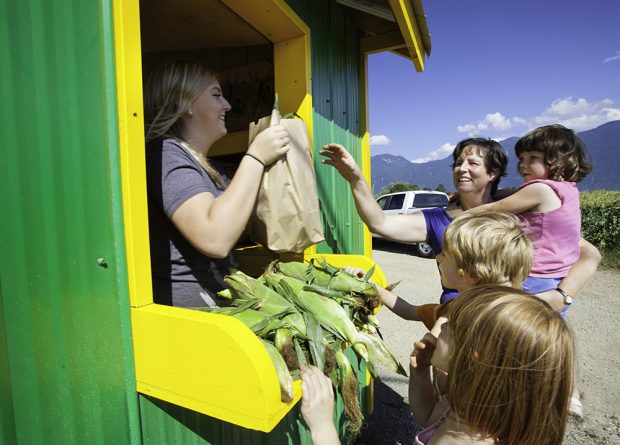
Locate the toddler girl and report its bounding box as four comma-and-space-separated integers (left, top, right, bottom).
468, 124, 592, 316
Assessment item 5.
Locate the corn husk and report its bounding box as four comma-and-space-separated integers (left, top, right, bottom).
264, 271, 405, 377
261, 340, 293, 403
335, 348, 363, 435
209, 258, 405, 435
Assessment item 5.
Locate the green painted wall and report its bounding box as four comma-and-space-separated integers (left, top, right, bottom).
0, 0, 140, 443
0, 0, 370, 442
290, 0, 367, 256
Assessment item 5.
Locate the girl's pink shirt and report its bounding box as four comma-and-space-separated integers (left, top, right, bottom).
518, 179, 581, 278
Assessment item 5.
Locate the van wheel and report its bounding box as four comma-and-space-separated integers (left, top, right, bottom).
416, 242, 434, 258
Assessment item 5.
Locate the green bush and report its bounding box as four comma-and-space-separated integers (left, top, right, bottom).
581, 190, 620, 268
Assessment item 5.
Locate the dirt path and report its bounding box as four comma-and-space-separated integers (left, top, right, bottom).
355, 240, 620, 444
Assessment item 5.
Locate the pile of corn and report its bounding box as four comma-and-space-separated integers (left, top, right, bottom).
201, 258, 405, 435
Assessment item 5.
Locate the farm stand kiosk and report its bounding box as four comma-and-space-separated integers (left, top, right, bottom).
0, 0, 430, 443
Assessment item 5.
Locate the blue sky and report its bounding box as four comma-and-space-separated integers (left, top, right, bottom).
368, 0, 620, 162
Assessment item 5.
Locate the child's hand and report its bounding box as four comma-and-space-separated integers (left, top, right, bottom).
410, 333, 437, 369
300, 365, 337, 438
342, 266, 366, 278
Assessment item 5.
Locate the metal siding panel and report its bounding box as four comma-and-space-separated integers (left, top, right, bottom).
0, 0, 140, 443
291, 0, 365, 255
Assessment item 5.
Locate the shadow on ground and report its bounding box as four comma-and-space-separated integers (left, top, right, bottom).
355, 379, 421, 445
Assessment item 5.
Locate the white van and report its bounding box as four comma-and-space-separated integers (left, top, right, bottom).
375, 190, 450, 257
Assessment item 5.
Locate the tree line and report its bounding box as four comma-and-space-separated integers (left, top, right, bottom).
376, 181, 447, 197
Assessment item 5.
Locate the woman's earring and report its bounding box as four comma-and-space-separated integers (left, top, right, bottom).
188, 110, 193, 116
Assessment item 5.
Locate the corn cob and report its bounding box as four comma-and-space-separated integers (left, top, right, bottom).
274, 328, 298, 369
276, 260, 379, 306
264, 272, 405, 376
261, 340, 293, 403
334, 348, 363, 435
223, 270, 297, 316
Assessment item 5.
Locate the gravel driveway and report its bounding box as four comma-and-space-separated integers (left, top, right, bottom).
355, 239, 620, 444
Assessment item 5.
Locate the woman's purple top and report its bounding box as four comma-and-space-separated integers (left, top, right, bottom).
421, 207, 458, 303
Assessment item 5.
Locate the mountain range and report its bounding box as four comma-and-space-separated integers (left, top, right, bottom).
371, 120, 620, 193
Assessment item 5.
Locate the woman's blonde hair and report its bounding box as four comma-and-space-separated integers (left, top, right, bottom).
443, 211, 532, 287
446, 285, 574, 445
144, 59, 226, 188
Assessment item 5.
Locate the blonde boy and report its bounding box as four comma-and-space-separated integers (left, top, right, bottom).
370, 211, 533, 329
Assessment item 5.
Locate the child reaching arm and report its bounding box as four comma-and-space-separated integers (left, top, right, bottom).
299, 365, 340, 445
338, 274, 423, 321
345, 211, 533, 330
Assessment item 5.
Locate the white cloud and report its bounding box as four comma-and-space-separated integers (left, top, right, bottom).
457, 97, 620, 137
457, 112, 521, 136
532, 97, 620, 131
486, 112, 513, 131
370, 134, 391, 146
456, 123, 477, 133
603, 50, 620, 63
411, 143, 455, 163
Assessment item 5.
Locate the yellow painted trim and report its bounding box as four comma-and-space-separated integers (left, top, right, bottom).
222, 0, 307, 43
388, 0, 426, 71
225, 0, 315, 257
131, 304, 301, 431
359, 54, 373, 259
114, 0, 315, 429
113, 0, 153, 308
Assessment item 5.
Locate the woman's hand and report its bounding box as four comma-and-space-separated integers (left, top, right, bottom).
410, 333, 437, 369
320, 143, 364, 183
248, 124, 290, 166
300, 365, 340, 445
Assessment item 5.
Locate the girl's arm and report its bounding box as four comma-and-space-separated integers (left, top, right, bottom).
537, 238, 601, 311
171, 126, 289, 258
409, 333, 441, 426
321, 143, 429, 243
466, 182, 558, 215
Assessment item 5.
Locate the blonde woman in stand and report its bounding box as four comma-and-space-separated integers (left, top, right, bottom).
144, 59, 289, 308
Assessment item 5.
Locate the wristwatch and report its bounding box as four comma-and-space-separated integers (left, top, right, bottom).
556, 287, 574, 305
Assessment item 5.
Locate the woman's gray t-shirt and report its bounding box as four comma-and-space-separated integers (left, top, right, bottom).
145, 137, 237, 308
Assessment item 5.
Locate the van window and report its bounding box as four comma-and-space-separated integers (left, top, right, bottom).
387, 193, 405, 210
411, 193, 449, 208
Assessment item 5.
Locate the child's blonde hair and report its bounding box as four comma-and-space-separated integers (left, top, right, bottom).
446, 285, 574, 445
144, 59, 226, 188
442, 211, 532, 287
515, 124, 592, 182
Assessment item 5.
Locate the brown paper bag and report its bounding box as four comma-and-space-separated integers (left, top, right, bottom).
248, 115, 324, 253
